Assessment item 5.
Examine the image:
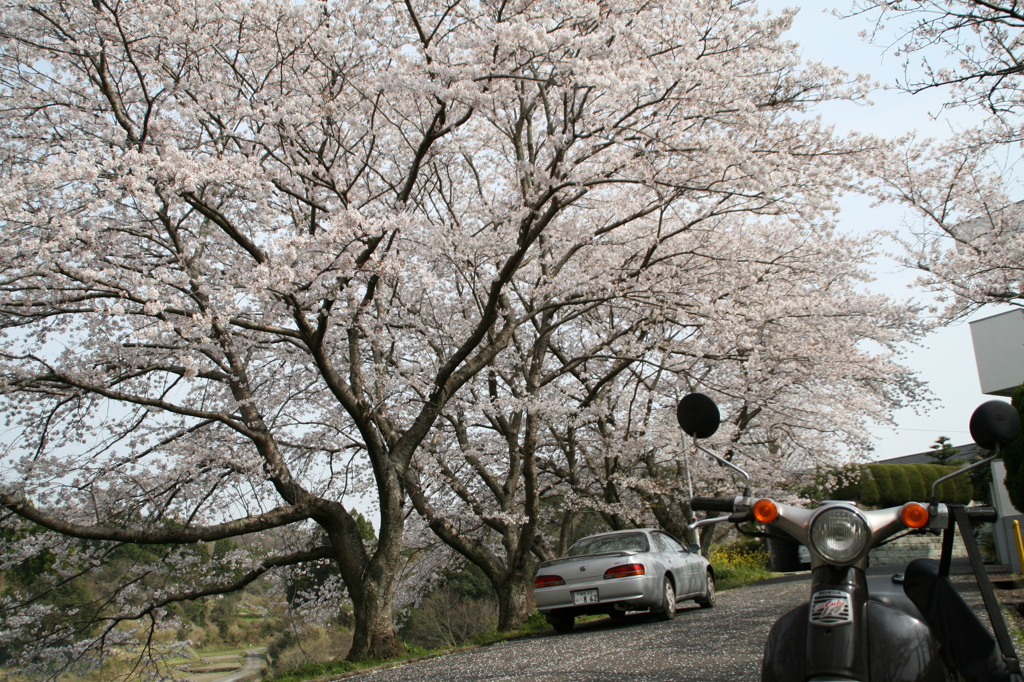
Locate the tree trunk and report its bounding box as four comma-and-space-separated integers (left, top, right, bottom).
343, 541, 404, 661
347, 590, 404, 661
648, 496, 697, 546
698, 520, 730, 556
319, 498, 406, 662
494, 571, 534, 632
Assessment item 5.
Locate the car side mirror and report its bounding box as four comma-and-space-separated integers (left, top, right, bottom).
685, 543, 700, 554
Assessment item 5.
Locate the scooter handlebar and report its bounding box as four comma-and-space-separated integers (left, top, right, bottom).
964, 506, 997, 523
691, 496, 736, 513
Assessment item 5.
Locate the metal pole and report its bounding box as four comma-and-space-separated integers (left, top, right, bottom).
682, 432, 697, 545
1014, 519, 1024, 574
683, 433, 695, 502
930, 449, 998, 509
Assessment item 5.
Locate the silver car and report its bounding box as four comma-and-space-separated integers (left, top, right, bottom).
533, 528, 716, 632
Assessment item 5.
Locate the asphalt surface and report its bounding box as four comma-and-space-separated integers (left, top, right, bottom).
353, 573, 810, 682
349, 560, 998, 682
210, 650, 266, 682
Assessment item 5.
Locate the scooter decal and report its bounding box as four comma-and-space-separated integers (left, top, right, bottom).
809, 590, 852, 626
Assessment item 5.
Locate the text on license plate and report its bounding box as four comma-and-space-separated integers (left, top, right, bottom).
572, 589, 599, 605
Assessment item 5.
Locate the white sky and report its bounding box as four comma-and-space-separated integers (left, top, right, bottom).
759, 1, 1019, 461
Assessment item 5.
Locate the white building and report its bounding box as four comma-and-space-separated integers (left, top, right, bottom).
969, 309, 1024, 570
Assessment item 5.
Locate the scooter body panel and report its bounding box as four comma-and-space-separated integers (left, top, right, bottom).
866, 601, 956, 682
762, 593, 955, 682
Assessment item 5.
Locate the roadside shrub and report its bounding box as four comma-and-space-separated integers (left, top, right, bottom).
885, 466, 912, 506
999, 386, 1024, 513
401, 585, 497, 649
904, 465, 927, 501
828, 463, 865, 503
920, 463, 967, 502
221, 622, 248, 646
867, 464, 974, 506
858, 471, 880, 507
269, 624, 352, 675
870, 465, 895, 506
956, 467, 975, 503
180, 623, 210, 646
708, 541, 770, 590
969, 458, 994, 505
911, 463, 941, 501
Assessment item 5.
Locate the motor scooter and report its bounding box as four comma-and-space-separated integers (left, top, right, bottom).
676, 392, 1024, 682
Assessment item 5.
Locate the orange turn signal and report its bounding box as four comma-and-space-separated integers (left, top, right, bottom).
901, 502, 929, 529
753, 499, 779, 524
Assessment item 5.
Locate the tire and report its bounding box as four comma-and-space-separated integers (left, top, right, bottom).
697, 571, 716, 609
656, 577, 677, 621
547, 614, 575, 633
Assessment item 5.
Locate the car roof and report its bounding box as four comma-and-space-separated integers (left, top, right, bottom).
575, 528, 657, 539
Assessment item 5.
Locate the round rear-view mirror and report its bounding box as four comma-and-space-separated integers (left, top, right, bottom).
676, 393, 721, 439
969, 400, 1021, 450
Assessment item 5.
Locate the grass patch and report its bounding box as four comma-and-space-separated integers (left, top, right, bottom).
267, 642, 478, 682
1005, 605, 1024, 653
267, 643, 478, 682
266, 612, 612, 681
269, 659, 365, 682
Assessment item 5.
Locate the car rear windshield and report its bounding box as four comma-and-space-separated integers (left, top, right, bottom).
564, 533, 649, 557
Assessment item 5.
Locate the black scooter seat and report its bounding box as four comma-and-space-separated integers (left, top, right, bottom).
903, 558, 1011, 682
866, 572, 926, 621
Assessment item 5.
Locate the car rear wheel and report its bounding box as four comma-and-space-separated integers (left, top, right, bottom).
547, 614, 575, 633
697, 571, 716, 609
656, 577, 677, 620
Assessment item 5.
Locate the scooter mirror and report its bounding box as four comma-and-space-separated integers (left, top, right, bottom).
970, 400, 1021, 450
676, 393, 721, 439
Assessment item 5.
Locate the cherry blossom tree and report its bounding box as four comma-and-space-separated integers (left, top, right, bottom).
536, 213, 928, 544
406, 211, 927, 628
850, 1, 1024, 319
404, 287, 661, 630
0, 0, 925, 673
870, 133, 1024, 319
852, 1, 1024, 127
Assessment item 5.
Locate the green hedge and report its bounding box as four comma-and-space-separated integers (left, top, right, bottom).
1001, 386, 1024, 513
885, 465, 912, 506
828, 462, 973, 507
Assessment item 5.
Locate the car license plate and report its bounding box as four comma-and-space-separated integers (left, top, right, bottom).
572, 589, 599, 605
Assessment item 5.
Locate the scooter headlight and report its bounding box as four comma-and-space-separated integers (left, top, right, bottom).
808, 506, 870, 566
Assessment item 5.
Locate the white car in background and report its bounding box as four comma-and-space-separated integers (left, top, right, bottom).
533, 529, 716, 632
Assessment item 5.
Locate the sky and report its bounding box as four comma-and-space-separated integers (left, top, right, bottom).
758, 1, 1020, 462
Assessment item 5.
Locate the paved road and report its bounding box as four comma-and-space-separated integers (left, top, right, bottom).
355, 573, 810, 682
207, 649, 266, 682
350, 561, 997, 682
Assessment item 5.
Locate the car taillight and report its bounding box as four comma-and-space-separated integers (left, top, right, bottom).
603, 563, 645, 579
534, 574, 565, 588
